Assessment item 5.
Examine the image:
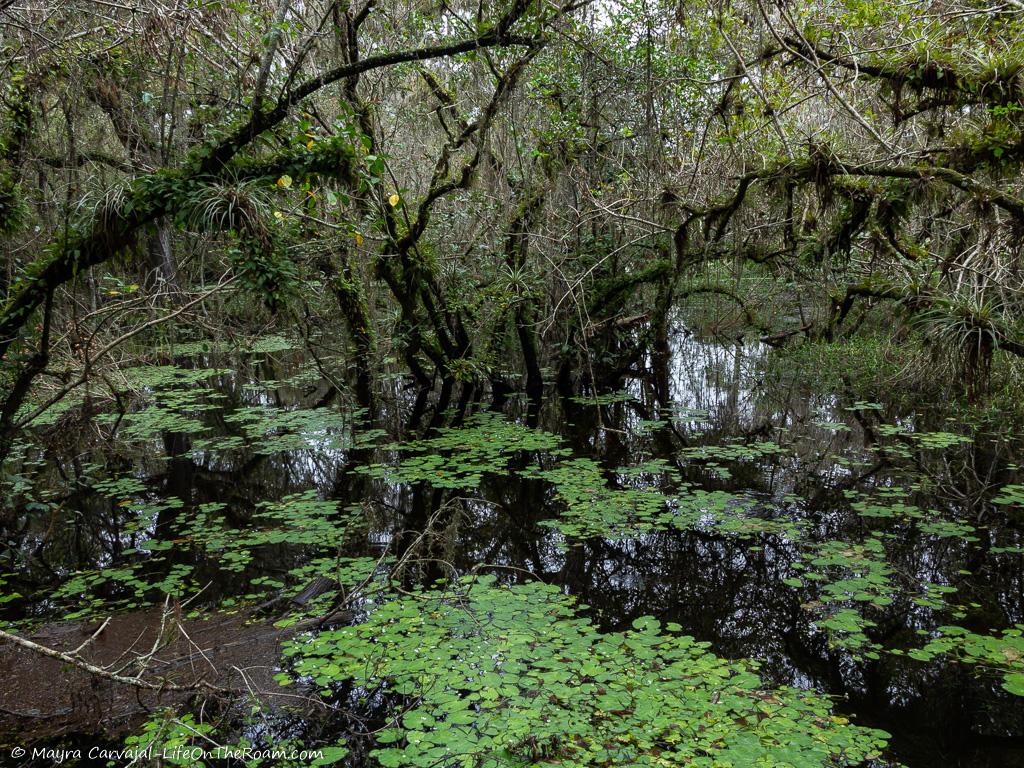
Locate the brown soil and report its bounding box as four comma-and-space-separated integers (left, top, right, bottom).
0, 608, 301, 746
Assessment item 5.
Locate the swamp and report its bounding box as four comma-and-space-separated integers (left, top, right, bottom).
1, 1, 1024, 766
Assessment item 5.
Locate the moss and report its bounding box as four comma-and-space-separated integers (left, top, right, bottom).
0, 173, 25, 236
589, 259, 673, 319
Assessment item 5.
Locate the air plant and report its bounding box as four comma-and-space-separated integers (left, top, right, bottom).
912, 290, 1006, 397
183, 178, 271, 238
184, 179, 295, 309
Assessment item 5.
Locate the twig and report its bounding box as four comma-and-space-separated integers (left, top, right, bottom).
0, 627, 235, 694
70, 616, 111, 656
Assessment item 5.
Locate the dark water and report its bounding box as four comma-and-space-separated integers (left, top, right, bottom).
2, 323, 1023, 767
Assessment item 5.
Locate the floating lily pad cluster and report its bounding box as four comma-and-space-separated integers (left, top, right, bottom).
359, 412, 567, 489
281, 578, 890, 768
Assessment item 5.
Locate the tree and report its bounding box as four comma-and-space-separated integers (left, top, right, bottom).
0, 0, 555, 457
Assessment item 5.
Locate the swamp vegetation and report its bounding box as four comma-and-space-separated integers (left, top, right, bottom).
1, 0, 1024, 766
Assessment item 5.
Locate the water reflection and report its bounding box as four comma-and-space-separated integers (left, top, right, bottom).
2, 322, 1023, 767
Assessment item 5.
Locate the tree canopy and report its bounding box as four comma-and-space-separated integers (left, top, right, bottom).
3, 1, 1024, 766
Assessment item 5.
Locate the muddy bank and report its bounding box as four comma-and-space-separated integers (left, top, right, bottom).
0, 608, 301, 748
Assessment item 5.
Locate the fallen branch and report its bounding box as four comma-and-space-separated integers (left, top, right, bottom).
760, 323, 813, 347
0, 626, 236, 695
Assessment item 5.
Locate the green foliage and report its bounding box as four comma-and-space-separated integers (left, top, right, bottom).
527, 458, 679, 538
797, 538, 897, 654
50, 488, 370, 616
0, 170, 26, 236
5, 0, 1024, 760
899, 625, 1024, 697
678, 440, 786, 480
526, 456, 799, 541
122, 710, 216, 767
993, 483, 1024, 507
359, 412, 566, 489
0, 71, 31, 235
282, 578, 890, 767
122, 708, 349, 767
97, 365, 230, 442
570, 390, 635, 405
215, 405, 354, 454
767, 336, 914, 406
849, 492, 977, 541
